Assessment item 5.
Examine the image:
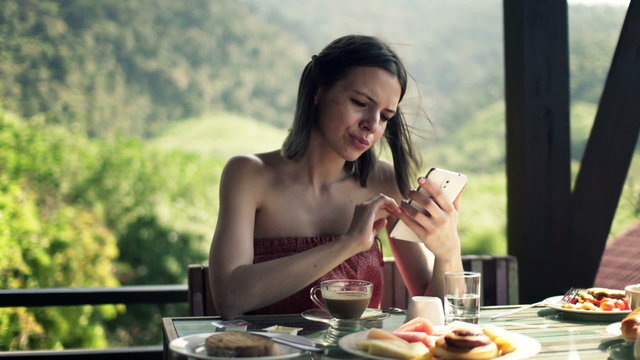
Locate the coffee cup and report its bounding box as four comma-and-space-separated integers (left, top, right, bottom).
310, 279, 373, 320
406, 296, 445, 326
625, 283, 640, 310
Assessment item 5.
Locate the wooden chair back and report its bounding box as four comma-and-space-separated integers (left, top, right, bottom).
188, 255, 518, 316
188, 264, 218, 316
382, 255, 519, 309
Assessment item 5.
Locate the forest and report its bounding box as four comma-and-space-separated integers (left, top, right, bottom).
0, 0, 637, 351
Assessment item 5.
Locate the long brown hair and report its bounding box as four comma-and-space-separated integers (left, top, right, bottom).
281, 35, 420, 195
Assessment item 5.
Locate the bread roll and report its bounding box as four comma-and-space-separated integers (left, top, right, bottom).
621, 307, 640, 340
205, 331, 278, 357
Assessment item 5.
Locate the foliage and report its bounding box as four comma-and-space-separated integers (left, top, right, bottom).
0, 108, 226, 349
0, 0, 307, 137
569, 5, 628, 104
0, 110, 119, 350
245, 0, 627, 140
1, 0, 628, 140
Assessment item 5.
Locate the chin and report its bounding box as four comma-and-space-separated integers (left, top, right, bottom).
336, 144, 372, 163
349, 148, 372, 162
338, 150, 363, 163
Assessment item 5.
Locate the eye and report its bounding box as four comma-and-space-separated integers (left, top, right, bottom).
381, 113, 391, 122
351, 99, 366, 107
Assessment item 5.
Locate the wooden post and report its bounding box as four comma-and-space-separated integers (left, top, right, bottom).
503, 0, 572, 303
570, 1, 640, 287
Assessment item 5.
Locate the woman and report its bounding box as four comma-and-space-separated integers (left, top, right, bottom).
209, 35, 464, 319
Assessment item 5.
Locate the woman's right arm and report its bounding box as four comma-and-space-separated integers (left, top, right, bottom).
208, 155, 397, 319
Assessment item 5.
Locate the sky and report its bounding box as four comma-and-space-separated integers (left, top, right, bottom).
568, 0, 629, 5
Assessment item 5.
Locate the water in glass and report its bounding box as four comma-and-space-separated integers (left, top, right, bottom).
445, 293, 480, 324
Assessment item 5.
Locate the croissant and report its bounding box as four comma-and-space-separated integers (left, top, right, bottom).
621, 307, 640, 340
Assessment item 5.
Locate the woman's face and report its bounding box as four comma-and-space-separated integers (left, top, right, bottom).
314, 66, 402, 162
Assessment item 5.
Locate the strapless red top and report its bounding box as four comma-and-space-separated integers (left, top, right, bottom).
248, 236, 384, 315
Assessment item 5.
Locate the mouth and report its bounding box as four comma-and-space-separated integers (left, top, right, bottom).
349, 133, 370, 150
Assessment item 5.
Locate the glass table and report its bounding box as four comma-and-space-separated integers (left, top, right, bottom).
162, 305, 634, 359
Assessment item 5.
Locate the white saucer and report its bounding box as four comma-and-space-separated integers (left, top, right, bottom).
301, 308, 389, 325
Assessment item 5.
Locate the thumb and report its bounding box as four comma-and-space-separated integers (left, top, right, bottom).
373, 218, 388, 234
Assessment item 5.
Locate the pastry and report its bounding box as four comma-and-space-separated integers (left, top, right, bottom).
432, 328, 499, 359
621, 307, 640, 340
204, 331, 278, 357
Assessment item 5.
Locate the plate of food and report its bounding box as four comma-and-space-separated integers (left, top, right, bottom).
543, 288, 631, 320
338, 317, 541, 360
301, 308, 389, 324
169, 331, 317, 360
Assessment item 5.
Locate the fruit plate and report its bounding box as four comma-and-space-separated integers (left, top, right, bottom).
543, 296, 630, 321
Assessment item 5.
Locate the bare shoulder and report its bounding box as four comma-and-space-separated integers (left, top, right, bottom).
220, 150, 282, 201
223, 150, 281, 176
369, 159, 404, 201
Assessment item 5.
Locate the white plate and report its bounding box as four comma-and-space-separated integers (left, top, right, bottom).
338, 328, 541, 360
301, 308, 390, 324
606, 322, 623, 337
543, 296, 630, 320
169, 332, 315, 360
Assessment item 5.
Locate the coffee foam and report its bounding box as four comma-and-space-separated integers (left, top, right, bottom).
323, 290, 370, 300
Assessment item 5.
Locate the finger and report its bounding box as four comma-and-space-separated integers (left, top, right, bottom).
369, 193, 401, 218
367, 193, 397, 206
407, 188, 432, 212
409, 188, 431, 205
380, 200, 401, 217
401, 198, 448, 233
417, 177, 454, 212
394, 213, 430, 243
399, 200, 430, 232
422, 199, 448, 228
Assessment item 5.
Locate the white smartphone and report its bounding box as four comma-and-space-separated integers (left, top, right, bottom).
389, 168, 468, 242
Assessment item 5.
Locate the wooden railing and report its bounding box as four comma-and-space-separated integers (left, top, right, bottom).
0, 285, 188, 360
1, 255, 519, 359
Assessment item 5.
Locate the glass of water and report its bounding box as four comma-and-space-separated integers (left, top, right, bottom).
444, 271, 481, 324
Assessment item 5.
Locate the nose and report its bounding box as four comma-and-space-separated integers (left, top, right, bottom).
359, 111, 381, 133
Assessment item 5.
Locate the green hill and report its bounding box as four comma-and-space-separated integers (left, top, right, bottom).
0, 0, 306, 137
150, 112, 288, 159
1, 0, 628, 141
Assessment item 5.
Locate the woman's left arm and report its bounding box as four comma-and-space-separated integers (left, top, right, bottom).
387, 177, 464, 298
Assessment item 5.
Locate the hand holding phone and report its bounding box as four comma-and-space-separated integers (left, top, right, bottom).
389, 168, 467, 242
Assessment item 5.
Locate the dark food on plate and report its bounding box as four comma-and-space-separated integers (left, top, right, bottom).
204, 331, 279, 357
621, 307, 640, 340
444, 329, 492, 349
433, 328, 499, 359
